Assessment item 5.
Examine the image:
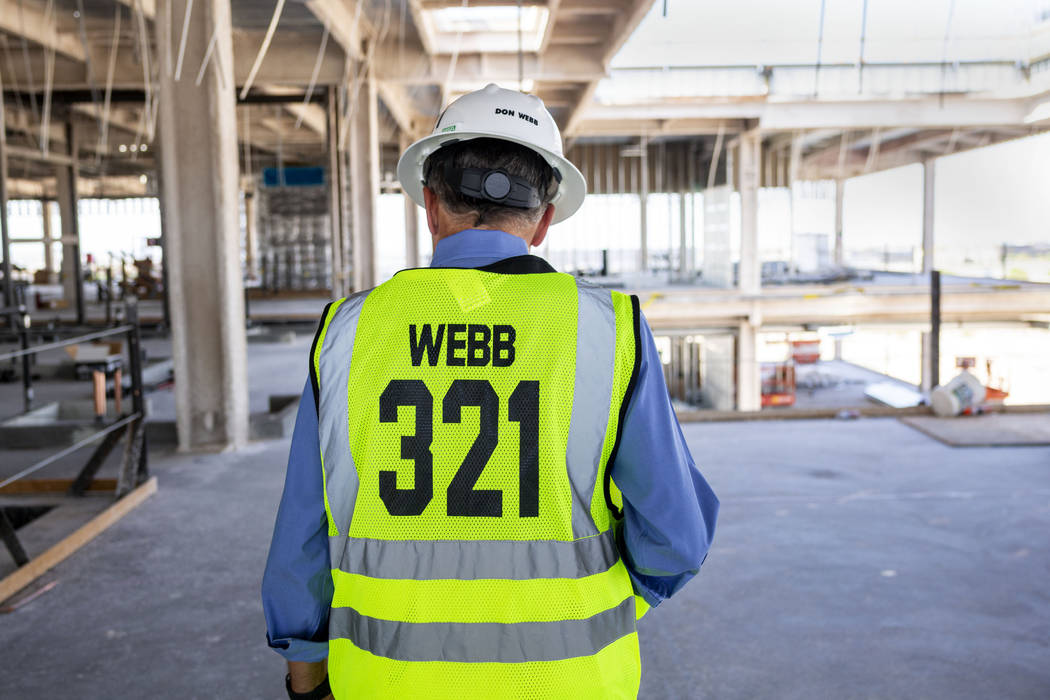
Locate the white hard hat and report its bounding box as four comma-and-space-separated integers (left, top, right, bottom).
397, 84, 587, 225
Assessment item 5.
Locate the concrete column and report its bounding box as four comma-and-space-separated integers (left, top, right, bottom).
922, 158, 935, 274
736, 319, 761, 411
738, 130, 761, 295
834, 177, 845, 266
326, 85, 345, 298
400, 133, 420, 269
638, 135, 649, 271
41, 200, 57, 283
348, 70, 379, 291
56, 126, 84, 324
156, 0, 248, 450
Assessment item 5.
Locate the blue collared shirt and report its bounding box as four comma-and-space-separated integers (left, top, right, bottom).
262, 229, 719, 661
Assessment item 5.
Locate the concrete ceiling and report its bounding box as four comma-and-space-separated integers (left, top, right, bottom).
1, 0, 1049, 195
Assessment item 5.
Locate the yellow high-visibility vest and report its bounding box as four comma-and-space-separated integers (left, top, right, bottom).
311, 256, 646, 699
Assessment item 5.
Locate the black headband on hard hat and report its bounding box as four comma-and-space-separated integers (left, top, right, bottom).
442, 164, 543, 209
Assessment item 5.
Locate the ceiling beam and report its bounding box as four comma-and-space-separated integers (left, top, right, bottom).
1, 30, 347, 91
582, 96, 1037, 131
559, 0, 626, 16
376, 82, 431, 139
563, 0, 656, 136
304, 0, 368, 61
0, 0, 87, 62
376, 46, 606, 84
114, 0, 156, 19
301, 0, 430, 138
572, 117, 748, 138
538, 0, 562, 54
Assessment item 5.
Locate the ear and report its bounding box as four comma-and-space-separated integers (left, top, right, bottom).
529, 204, 555, 248
422, 186, 440, 237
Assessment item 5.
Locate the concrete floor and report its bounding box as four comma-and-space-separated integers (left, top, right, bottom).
1, 417, 1048, 698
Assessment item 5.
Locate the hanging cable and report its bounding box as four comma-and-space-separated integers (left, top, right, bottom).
16, 0, 42, 135
173, 0, 195, 81
517, 0, 524, 91
132, 0, 154, 148
339, 0, 392, 149
242, 105, 253, 184
240, 0, 287, 100
706, 122, 724, 190
1, 34, 39, 151
194, 25, 221, 86
98, 5, 122, 159
74, 0, 105, 147
858, 0, 868, 93
939, 0, 957, 108
295, 24, 331, 129
39, 0, 57, 156
814, 0, 827, 97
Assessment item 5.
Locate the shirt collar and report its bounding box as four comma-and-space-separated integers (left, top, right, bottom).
430, 229, 530, 269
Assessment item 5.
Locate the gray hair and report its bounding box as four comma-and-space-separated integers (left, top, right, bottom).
423, 138, 555, 229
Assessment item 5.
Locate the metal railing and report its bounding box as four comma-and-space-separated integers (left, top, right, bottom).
0, 298, 150, 568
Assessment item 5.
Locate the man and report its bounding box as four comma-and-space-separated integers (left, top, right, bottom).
263, 84, 718, 699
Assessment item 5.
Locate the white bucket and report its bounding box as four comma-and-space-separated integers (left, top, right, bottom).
930, 370, 987, 417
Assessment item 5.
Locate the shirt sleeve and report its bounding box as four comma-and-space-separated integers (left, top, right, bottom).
261, 380, 333, 661
610, 313, 720, 607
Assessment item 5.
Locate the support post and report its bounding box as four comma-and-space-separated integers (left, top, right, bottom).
738, 130, 761, 295
244, 192, 257, 282
834, 177, 845, 266
922, 158, 935, 274
0, 111, 12, 313
57, 122, 84, 325
41, 200, 56, 283
400, 132, 420, 269
736, 319, 760, 411
348, 70, 379, 291
326, 85, 345, 298
930, 269, 941, 389
156, 0, 249, 450
639, 135, 649, 271
678, 187, 688, 280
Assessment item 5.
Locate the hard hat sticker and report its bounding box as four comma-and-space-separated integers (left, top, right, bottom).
441, 124, 459, 133
494, 107, 539, 126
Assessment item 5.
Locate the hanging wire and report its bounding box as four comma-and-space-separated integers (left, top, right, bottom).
442, 0, 470, 108
16, 0, 42, 133
173, 0, 195, 81
128, 0, 155, 147
814, 0, 827, 97
194, 24, 222, 86
1, 34, 40, 151
858, 0, 869, 93
517, 0, 524, 91
39, 0, 57, 156
339, 0, 393, 149
939, 0, 957, 108
240, 0, 287, 100
242, 104, 253, 184
98, 5, 122, 161
74, 0, 105, 146
295, 23, 331, 129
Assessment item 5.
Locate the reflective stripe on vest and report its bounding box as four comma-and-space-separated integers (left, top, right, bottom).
329, 596, 634, 663
330, 527, 617, 580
